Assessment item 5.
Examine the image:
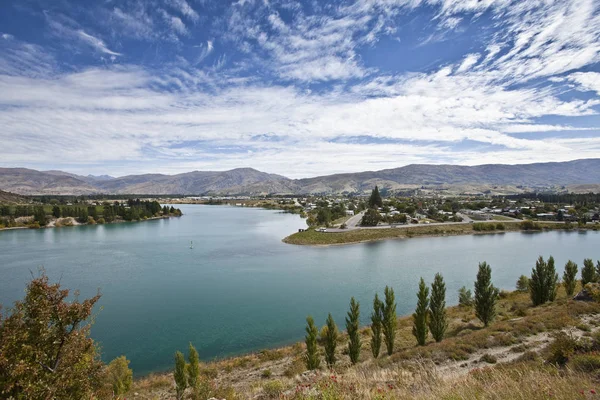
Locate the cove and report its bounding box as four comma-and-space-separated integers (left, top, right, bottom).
0, 204, 598, 375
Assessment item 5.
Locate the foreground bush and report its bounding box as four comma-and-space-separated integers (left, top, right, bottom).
0, 272, 104, 399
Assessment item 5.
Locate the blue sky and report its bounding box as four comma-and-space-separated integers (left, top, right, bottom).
0, 0, 599, 178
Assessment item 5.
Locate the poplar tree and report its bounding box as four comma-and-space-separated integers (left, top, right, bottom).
474, 262, 499, 327
429, 273, 447, 342
187, 343, 200, 396
174, 351, 187, 400
304, 316, 320, 370
345, 297, 361, 364
412, 278, 429, 346
563, 260, 578, 296
546, 256, 559, 302
370, 294, 383, 358
382, 286, 397, 355
323, 313, 338, 367
582, 259, 596, 285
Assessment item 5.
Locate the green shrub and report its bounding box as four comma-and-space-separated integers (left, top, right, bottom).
105, 356, 133, 397
261, 369, 272, 378
495, 223, 505, 230
546, 331, 576, 365
262, 380, 285, 398
520, 220, 541, 230
480, 353, 497, 364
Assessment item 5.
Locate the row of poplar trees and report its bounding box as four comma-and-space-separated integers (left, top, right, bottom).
304, 286, 397, 369
304, 256, 599, 368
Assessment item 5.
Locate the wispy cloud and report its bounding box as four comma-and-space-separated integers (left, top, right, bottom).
0, 0, 598, 177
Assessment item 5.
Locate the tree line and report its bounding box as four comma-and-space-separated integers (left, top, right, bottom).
0, 200, 182, 227
302, 256, 600, 369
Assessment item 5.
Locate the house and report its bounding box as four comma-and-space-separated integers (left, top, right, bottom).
345, 210, 355, 216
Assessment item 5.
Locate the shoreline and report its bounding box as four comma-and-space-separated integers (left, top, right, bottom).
0, 214, 180, 232
283, 221, 598, 246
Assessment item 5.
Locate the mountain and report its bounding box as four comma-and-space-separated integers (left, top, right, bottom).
296, 159, 600, 193
0, 159, 599, 195
0, 168, 98, 195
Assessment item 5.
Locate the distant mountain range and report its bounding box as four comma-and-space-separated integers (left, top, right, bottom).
1, 159, 599, 196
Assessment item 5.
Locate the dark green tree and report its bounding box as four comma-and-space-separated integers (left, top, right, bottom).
52, 205, 61, 218
529, 256, 547, 306
345, 297, 361, 365
582, 258, 596, 285
546, 256, 559, 302
304, 316, 320, 370
563, 260, 578, 297
33, 206, 47, 226
174, 351, 187, 400
474, 262, 499, 327
360, 208, 381, 227
382, 286, 397, 355
428, 273, 447, 343
323, 313, 338, 367
368, 186, 383, 209
596, 260, 600, 283
412, 278, 429, 346
370, 294, 383, 358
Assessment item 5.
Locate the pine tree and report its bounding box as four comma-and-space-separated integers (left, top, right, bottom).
596, 261, 600, 281
382, 286, 397, 355
323, 313, 338, 367
187, 343, 200, 396
474, 262, 499, 327
582, 259, 596, 286
546, 256, 559, 302
174, 351, 187, 400
368, 186, 383, 209
429, 273, 447, 342
412, 278, 429, 346
305, 316, 320, 370
563, 260, 578, 297
370, 294, 383, 358
345, 297, 361, 365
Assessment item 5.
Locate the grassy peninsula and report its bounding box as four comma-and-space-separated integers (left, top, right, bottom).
284, 221, 598, 246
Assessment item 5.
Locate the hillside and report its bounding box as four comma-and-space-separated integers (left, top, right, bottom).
0, 159, 599, 195
0, 189, 29, 203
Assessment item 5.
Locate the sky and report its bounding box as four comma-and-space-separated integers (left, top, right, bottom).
0, 0, 599, 178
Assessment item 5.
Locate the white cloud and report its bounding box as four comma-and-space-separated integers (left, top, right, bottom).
565, 72, 600, 95
77, 30, 122, 56
167, 0, 200, 22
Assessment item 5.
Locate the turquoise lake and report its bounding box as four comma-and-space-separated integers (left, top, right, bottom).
0, 204, 599, 375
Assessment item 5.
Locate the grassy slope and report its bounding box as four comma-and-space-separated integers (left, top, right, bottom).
283, 222, 597, 245
133, 285, 600, 399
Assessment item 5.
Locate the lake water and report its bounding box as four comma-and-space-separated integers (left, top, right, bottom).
0, 204, 598, 375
